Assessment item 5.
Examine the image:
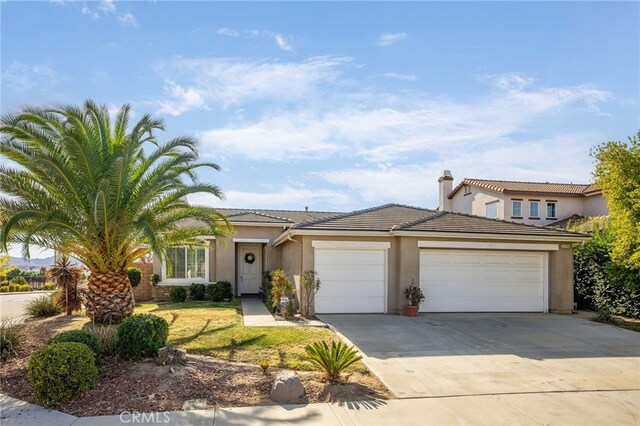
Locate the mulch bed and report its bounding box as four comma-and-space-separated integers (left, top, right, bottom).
0, 316, 392, 416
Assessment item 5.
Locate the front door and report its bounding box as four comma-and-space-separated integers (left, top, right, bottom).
238, 244, 261, 295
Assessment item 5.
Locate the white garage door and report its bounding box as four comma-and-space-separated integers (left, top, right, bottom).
314, 243, 387, 314
420, 249, 546, 312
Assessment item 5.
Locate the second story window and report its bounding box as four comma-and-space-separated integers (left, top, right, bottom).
512, 200, 522, 217
485, 201, 498, 218
546, 202, 557, 219
529, 201, 540, 218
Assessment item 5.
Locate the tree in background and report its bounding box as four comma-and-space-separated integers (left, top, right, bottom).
591, 131, 640, 271
1, 101, 231, 323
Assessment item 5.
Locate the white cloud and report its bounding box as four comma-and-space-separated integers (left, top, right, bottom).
376, 32, 408, 47
273, 34, 294, 51
154, 56, 352, 114
99, 0, 116, 14
188, 187, 350, 210
313, 133, 599, 208
81, 5, 99, 19
216, 27, 239, 37
157, 80, 206, 116
196, 76, 610, 162
1, 62, 61, 92
118, 12, 138, 27
479, 72, 534, 90
383, 72, 417, 81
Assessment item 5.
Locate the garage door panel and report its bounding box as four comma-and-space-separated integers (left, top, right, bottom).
420, 249, 545, 312
315, 247, 386, 314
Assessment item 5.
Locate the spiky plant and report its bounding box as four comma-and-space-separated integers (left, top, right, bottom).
49, 256, 83, 315
1, 101, 231, 323
305, 340, 363, 382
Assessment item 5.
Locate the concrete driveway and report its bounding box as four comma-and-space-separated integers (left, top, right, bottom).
320, 313, 640, 399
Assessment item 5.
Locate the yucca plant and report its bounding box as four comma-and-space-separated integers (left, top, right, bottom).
305, 340, 363, 382
50, 256, 83, 315
0, 101, 231, 323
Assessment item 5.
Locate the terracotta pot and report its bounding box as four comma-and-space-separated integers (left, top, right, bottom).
405, 305, 419, 317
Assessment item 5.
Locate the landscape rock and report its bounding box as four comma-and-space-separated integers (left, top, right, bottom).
156, 346, 187, 366
270, 371, 305, 403
182, 399, 208, 410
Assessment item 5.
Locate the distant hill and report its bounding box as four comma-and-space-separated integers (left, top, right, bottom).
9, 256, 55, 270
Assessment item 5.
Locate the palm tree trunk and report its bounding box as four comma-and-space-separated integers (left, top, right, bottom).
85, 270, 135, 324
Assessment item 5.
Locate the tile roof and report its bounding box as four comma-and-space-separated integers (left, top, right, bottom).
294, 204, 439, 231
216, 208, 340, 225
449, 179, 601, 198
397, 211, 585, 237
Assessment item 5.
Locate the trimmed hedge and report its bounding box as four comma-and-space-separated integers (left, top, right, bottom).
169, 286, 187, 302
49, 330, 101, 360
115, 314, 169, 360
10, 277, 28, 286
207, 281, 233, 302
28, 342, 98, 407
127, 267, 142, 288
189, 283, 207, 300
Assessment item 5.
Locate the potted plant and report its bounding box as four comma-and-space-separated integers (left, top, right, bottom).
404, 280, 425, 317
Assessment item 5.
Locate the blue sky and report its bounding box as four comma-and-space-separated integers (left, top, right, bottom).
1, 1, 639, 257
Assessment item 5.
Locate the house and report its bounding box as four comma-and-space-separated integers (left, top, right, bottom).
144, 203, 588, 315
438, 171, 608, 227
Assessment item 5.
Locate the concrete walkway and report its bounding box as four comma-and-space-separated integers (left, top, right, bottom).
240, 298, 325, 327
3, 391, 638, 425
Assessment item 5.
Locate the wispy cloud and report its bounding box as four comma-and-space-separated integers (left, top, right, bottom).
118, 12, 138, 27
1, 62, 62, 92
383, 72, 417, 81
376, 32, 407, 47
216, 27, 239, 37
157, 80, 207, 116
154, 55, 352, 114
196, 73, 610, 162
215, 27, 295, 51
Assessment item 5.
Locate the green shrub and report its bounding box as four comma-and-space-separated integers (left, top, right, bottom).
28, 342, 98, 407
189, 283, 207, 300
115, 314, 169, 360
8, 284, 18, 292
151, 273, 160, 286
169, 286, 187, 302
10, 277, 28, 286
270, 270, 294, 317
127, 267, 142, 288
1, 318, 25, 361
594, 306, 614, 324
19, 284, 32, 292
305, 340, 363, 382
49, 330, 101, 360
572, 219, 640, 318
207, 281, 233, 302
26, 294, 62, 318
43, 283, 56, 290
0, 280, 9, 287
87, 325, 117, 356
0, 287, 8, 293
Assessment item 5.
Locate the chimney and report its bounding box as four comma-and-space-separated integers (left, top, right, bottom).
438, 170, 454, 211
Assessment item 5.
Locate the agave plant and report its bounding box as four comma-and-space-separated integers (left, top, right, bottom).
49, 256, 83, 315
0, 101, 231, 323
305, 340, 363, 382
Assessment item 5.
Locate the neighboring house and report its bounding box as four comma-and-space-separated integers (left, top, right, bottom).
147, 203, 587, 315
438, 170, 608, 227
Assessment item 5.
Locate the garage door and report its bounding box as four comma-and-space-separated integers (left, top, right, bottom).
314, 242, 388, 313
420, 249, 545, 312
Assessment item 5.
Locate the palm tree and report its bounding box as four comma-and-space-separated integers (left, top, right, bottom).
50, 255, 83, 315
0, 101, 230, 323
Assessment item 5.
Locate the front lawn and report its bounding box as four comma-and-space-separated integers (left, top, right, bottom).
136, 301, 347, 370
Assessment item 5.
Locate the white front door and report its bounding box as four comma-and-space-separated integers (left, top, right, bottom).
419, 249, 546, 312
238, 244, 261, 295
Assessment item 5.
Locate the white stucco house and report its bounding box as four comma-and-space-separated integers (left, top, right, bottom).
437, 171, 608, 227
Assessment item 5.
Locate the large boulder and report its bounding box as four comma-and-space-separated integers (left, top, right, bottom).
270, 371, 305, 403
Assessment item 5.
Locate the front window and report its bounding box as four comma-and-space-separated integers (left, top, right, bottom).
530, 201, 539, 218
166, 246, 206, 280
485, 202, 498, 218
512, 200, 522, 217
546, 202, 557, 219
